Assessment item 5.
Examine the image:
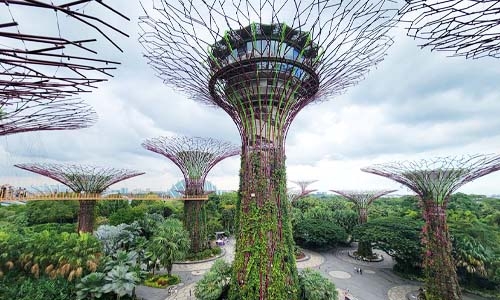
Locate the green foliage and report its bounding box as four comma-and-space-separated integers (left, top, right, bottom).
94, 223, 143, 255
26, 200, 78, 225
0, 276, 77, 300
298, 268, 338, 300
97, 200, 130, 217
131, 200, 181, 218
369, 195, 420, 219
108, 205, 147, 225
145, 218, 190, 275
143, 274, 180, 288
102, 265, 140, 298
230, 151, 298, 300
76, 250, 143, 300
76, 272, 106, 300
185, 247, 222, 261
353, 217, 423, 274
0, 230, 101, 280
28, 223, 76, 233
331, 209, 359, 234
294, 207, 348, 248
195, 259, 231, 300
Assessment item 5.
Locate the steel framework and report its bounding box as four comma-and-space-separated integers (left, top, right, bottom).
288, 180, 317, 202
0, 97, 96, 136
142, 136, 239, 252
361, 154, 500, 300
139, 1, 398, 298
1, 0, 130, 101
330, 189, 395, 257
14, 163, 144, 232
400, 0, 500, 59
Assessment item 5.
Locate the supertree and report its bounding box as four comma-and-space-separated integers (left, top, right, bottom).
361, 154, 500, 300
1, 0, 129, 101
139, 1, 397, 298
399, 0, 500, 59
0, 97, 96, 136
14, 163, 144, 233
142, 136, 240, 253
288, 180, 317, 203
330, 189, 395, 257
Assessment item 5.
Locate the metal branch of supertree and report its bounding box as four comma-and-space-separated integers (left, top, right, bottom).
330, 189, 396, 209
0, 97, 96, 136
1, 0, 130, 101
361, 154, 500, 204
14, 163, 145, 193
139, 0, 398, 147
400, 0, 500, 59
142, 136, 240, 193
288, 180, 317, 202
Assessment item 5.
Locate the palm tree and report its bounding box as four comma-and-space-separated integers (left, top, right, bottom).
147, 219, 190, 275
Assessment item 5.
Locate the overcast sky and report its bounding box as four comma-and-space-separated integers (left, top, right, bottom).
2, 1, 500, 196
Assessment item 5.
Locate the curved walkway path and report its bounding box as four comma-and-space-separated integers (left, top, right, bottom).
136, 241, 488, 300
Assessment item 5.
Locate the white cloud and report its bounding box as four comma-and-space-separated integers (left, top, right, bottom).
2, 4, 500, 196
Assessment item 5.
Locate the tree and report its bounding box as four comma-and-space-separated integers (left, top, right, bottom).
362, 154, 500, 300
330, 189, 396, 257
294, 207, 348, 249
146, 218, 190, 275
352, 217, 423, 274
195, 259, 232, 300
26, 200, 78, 225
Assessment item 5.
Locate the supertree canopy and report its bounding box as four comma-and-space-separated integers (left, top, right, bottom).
330, 189, 395, 257
361, 154, 500, 300
400, 0, 500, 59
14, 163, 144, 233
0, 97, 96, 136
139, 1, 398, 298
142, 136, 239, 253
288, 180, 317, 203
1, 0, 129, 101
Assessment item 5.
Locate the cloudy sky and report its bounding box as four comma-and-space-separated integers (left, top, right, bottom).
2, 1, 500, 196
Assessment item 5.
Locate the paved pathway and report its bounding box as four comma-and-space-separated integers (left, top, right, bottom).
136, 241, 489, 300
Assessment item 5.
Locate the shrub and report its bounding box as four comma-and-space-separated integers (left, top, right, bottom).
185, 247, 222, 261
195, 259, 231, 300
143, 274, 180, 288
0, 276, 77, 300
299, 268, 338, 300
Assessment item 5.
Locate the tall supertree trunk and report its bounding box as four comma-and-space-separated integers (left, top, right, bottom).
357, 207, 373, 257
422, 199, 461, 300
231, 146, 298, 300
78, 200, 96, 233
184, 200, 207, 253
184, 181, 208, 253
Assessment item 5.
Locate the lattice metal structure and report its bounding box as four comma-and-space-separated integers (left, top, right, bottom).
288, 180, 317, 203
142, 136, 239, 252
0, 97, 96, 136
330, 189, 395, 257
139, 1, 398, 298
14, 163, 144, 233
400, 0, 500, 59
1, 0, 129, 101
361, 154, 500, 300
